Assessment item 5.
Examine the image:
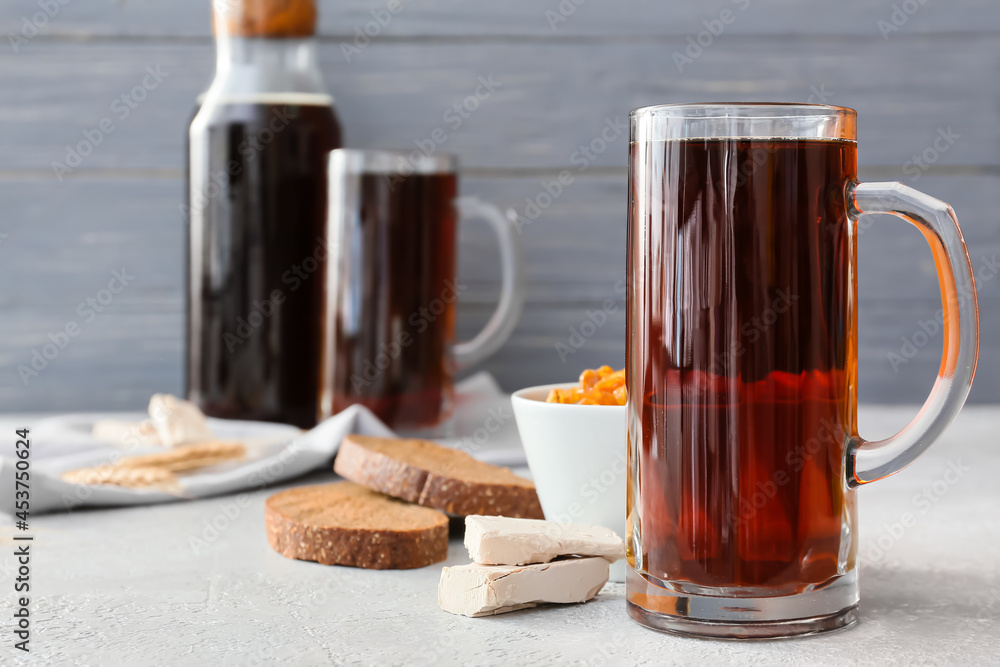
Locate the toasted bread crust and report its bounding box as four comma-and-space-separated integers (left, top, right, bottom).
264, 482, 448, 570
334, 435, 544, 519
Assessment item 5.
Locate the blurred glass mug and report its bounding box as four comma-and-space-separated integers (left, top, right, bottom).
626, 104, 980, 638
320, 149, 525, 434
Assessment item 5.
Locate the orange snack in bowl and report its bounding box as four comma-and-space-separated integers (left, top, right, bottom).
546, 366, 627, 405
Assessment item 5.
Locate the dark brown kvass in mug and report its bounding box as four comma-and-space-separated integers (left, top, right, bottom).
323, 172, 459, 429
627, 138, 858, 594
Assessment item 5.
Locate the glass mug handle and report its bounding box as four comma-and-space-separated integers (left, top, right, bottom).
452, 196, 526, 369
846, 182, 980, 486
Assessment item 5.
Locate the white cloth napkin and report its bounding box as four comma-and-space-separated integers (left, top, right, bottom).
0, 372, 527, 515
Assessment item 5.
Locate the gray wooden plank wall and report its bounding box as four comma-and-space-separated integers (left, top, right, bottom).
0, 0, 998, 411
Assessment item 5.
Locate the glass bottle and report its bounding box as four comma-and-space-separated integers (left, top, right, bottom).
186, 0, 342, 428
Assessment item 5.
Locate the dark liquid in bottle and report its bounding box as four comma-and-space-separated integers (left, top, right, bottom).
187, 101, 342, 428
323, 172, 458, 429
627, 138, 858, 594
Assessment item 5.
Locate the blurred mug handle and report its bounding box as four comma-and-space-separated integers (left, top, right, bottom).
453, 196, 525, 369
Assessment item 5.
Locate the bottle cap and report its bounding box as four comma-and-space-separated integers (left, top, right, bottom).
212, 0, 317, 38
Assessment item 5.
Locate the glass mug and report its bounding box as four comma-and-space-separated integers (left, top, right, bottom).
625, 104, 979, 638
320, 149, 525, 433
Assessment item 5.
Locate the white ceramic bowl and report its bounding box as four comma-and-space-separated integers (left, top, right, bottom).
511, 382, 627, 581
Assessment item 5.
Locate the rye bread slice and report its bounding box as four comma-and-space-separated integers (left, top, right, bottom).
334, 435, 545, 519
265, 481, 448, 569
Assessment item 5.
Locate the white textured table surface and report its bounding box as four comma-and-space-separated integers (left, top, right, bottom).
2, 406, 999, 666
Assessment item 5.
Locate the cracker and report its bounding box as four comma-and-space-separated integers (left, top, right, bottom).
62, 465, 180, 492
60, 441, 245, 492
115, 441, 246, 473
